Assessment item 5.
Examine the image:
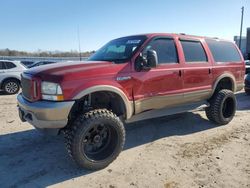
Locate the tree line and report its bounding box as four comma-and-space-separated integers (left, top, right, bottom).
0, 48, 95, 57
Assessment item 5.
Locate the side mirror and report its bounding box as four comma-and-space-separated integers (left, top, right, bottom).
135, 53, 148, 71
147, 50, 158, 68
135, 50, 158, 72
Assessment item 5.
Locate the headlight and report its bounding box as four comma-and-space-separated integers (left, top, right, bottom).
41, 81, 64, 101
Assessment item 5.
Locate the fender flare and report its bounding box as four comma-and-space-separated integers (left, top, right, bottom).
73, 85, 133, 119
211, 73, 236, 95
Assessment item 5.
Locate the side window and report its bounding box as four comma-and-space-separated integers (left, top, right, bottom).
4, 62, 16, 69
205, 39, 241, 62
144, 38, 178, 64
0, 62, 6, 70
180, 40, 207, 62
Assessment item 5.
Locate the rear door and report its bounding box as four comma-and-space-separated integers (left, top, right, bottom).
179, 38, 213, 102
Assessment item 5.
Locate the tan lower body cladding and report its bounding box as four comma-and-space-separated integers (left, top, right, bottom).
134, 89, 212, 114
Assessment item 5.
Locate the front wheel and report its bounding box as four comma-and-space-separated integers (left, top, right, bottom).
205, 89, 236, 125
3, 79, 20, 94
64, 109, 125, 170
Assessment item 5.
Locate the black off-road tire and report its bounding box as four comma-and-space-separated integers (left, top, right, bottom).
64, 109, 125, 170
245, 88, 250, 95
205, 106, 215, 122
3, 79, 20, 94
205, 89, 236, 125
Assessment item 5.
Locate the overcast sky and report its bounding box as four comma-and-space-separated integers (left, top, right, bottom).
0, 0, 249, 52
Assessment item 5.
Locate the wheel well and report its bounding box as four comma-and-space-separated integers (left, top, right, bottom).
215, 77, 234, 93
1, 77, 20, 89
68, 91, 126, 123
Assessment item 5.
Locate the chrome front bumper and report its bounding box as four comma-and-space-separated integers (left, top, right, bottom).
17, 94, 75, 129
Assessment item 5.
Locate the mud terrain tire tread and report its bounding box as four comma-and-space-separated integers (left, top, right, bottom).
64, 109, 125, 170
205, 89, 236, 125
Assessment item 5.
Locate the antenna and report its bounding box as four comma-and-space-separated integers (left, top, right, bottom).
77, 26, 82, 61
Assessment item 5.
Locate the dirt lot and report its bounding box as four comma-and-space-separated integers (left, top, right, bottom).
0, 92, 250, 188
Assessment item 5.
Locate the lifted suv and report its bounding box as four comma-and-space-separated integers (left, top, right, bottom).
17, 33, 245, 170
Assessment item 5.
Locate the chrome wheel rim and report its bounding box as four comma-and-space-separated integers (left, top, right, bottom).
5, 82, 18, 94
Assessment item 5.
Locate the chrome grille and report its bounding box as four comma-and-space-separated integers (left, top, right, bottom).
21, 75, 32, 100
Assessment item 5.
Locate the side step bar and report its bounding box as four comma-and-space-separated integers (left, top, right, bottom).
125, 101, 209, 123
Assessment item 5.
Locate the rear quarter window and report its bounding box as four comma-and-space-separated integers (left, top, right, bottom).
205, 39, 242, 62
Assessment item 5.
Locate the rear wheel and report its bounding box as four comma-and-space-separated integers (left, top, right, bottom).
3, 79, 20, 94
205, 89, 236, 125
64, 109, 125, 170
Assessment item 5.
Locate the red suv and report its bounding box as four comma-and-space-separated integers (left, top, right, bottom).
17, 33, 245, 170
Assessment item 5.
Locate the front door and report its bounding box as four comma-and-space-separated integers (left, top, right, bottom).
131, 37, 184, 114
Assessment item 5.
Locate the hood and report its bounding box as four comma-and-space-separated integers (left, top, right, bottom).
24, 61, 128, 82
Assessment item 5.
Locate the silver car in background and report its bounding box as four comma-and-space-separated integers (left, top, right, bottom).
0, 60, 27, 94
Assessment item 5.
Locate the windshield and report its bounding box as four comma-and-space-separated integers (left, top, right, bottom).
88, 35, 147, 63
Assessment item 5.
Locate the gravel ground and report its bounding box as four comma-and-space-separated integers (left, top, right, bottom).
0, 91, 249, 188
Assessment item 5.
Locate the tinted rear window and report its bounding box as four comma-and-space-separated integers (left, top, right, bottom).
205, 39, 241, 62
180, 40, 207, 62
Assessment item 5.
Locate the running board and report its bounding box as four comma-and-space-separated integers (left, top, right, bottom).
126, 101, 209, 123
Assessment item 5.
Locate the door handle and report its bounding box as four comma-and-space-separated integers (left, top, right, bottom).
208, 68, 212, 74
173, 70, 182, 77
179, 70, 182, 77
